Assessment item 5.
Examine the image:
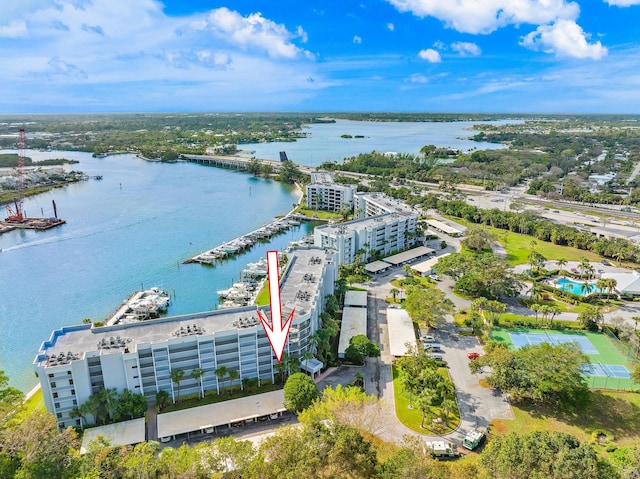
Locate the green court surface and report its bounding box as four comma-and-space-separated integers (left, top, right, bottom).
490, 327, 639, 390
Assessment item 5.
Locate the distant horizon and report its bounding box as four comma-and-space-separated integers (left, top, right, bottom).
1, 1, 640, 113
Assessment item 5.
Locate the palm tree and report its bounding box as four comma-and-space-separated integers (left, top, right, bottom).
557, 258, 567, 277
69, 406, 86, 429
155, 390, 169, 411
581, 282, 594, 296
170, 368, 185, 403
390, 288, 399, 302
604, 278, 618, 296
439, 399, 457, 427
215, 366, 228, 394
578, 258, 591, 278
415, 389, 436, 429
437, 378, 455, 402
302, 350, 314, 376
190, 367, 205, 399
99, 388, 119, 422
228, 369, 240, 394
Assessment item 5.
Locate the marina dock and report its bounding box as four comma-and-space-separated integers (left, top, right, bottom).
185, 215, 305, 265
105, 287, 171, 326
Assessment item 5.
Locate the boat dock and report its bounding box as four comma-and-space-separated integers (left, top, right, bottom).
186, 216, 304, 265
0, 217, 65, 234
105, 287, 171, 326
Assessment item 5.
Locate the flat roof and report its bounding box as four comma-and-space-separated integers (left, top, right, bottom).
411, 253, 450, 274
384, 246, 435, 265
316, 212, 416, 236
356, 192, 415, 214
157, 390, 286, 438
344, 290, 368, 307
300, 357, 323, 374
36, 248, 331, 364
365, 260, 392, 273
338, 307, 368, 357
425, 219, 465, 235
387, 308, 416, 357
310, 171, 335, 184
81, 418, 146, 454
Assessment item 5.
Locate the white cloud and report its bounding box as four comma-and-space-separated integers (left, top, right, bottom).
199, 8, 312, 60
164, 50, 232, 70
296, 26, 308, 43
387, 22, 395, 31
406, 73, 428, 83
521, 19, 608, 59
353, 35, 362, 44
418, 48, 441, 62
386, 0, 580, 34
0, 20, 27, 38
605, 0, 640, 5
433, 40, 446, 50
451, 41, 481, 56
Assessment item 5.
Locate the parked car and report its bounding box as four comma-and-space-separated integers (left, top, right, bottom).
602, 259, 611, 266
431, 355, 444, 361
570, 268, 579, 274
429, 274, 442, 281
423, 343, 438, 350
422, 334, 436, 343
467, 352, 480, 360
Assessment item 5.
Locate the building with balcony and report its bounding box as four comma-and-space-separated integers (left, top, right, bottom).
314, 212, 418, 265
354, 192, 415, 219
305, 171, 357, 212
33, 247, 337, 429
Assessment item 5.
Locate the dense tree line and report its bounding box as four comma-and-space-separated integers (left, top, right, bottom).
422, 196, 640, 263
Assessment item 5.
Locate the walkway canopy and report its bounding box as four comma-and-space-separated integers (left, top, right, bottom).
81, 418, 146, 454
338, 307, 368, 358
387, 308, 416, 357
365, 260, 391, 274
384, 246, 435, 266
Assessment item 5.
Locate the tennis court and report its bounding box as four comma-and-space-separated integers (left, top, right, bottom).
582, 363, 631, 378
490, 327, 639, 390
509, 331, 598, 355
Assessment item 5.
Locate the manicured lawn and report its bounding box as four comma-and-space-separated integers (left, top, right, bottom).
22, 387, 45, 413
491, 391, 640, 457
391, 365, 460, 434
255, 281, 270, 306
293, 207, 343, 220
443, 217, 605, 265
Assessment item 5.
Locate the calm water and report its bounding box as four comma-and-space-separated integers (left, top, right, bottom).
239, 119, 518, 166
0, 151, 311, 392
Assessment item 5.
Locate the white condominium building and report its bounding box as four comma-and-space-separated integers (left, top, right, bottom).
354, 192, 415, 219
314, 212, 418, 265
306, 171, 357, 212
33, 247, 337, 429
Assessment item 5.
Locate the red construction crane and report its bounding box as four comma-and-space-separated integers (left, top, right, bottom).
5, 128, 25, 222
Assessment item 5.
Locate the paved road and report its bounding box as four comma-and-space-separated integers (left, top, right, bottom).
349, 267, 512, 445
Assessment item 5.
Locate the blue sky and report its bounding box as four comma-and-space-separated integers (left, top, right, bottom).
1, 0, 640, 113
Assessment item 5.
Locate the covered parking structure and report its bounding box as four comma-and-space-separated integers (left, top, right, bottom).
410, 253, 449, 277
425, 219, 465, 237
157, 390, 286, 442
344, 290, 367, 308
383, 246, 435, 266
365, 260, 392, 274
387, 308, 416, 357
80, 418, 146, 454
338, 307, 368, 358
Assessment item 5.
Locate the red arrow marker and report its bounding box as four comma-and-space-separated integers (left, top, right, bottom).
256, 250, 294, 363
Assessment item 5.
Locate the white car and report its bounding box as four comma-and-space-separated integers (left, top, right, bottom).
429, 274, 442, 281
422, 335, 436, 343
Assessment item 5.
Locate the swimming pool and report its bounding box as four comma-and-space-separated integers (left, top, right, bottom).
555, 278, 604, 296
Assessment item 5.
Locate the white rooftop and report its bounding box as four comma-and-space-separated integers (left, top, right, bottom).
317, 212, 416, 237
365, 260, 392, 273
601, 271, 640, 294
425, 219, 465, 235
344, 290, 368, 307
356, 192, 415, 214
411, 253, 450, 274
384, 246, 435, 265
386, 308, 416, 357
338, 307, 368, 358
157, 390, 286, 438
310, 171, 335, 184
80, 418, 146, 454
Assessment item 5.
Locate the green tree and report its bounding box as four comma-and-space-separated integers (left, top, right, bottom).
404, 286, 454, 329
471, 341, 590, 407
462, 227, 498, 252
215, 365, 228, 393
415, 389, 435, 429
577, 305, 603, 331
631, 363, 640, 384
0, 370, 23, 426
228, 368, 240, 394
246, 157, 262, 176
170, 368, 185, 403
283, 373, 319, 413
190, 367, 205, 399
277, 160, 303, 184
155, 390, 169, 411
344, 334, 381, 365
480, 431, 599, 479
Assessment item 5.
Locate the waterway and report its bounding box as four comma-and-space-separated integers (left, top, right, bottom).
0, 151, 311, 392
238, 119, 518, 166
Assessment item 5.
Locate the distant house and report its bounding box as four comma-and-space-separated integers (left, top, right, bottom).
601, 271, 640, 296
